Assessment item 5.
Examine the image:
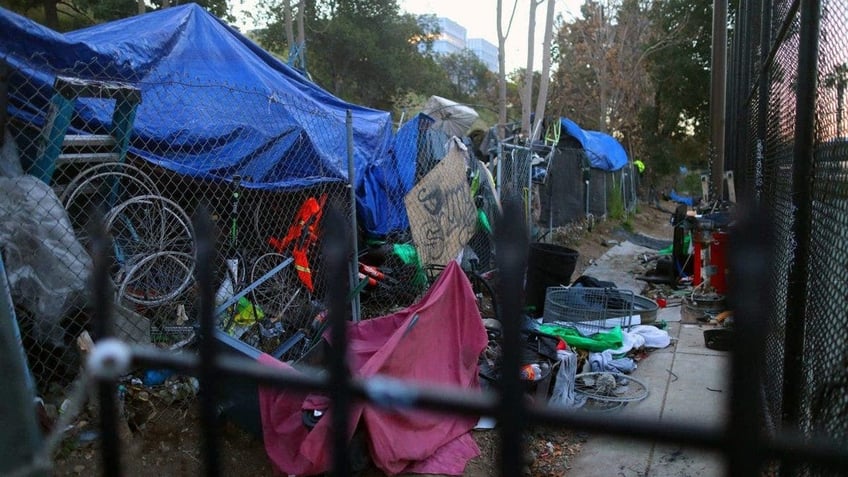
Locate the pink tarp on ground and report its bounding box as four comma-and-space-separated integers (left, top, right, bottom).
258, 261, 488, 476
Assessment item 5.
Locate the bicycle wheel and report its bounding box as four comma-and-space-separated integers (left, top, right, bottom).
573, 372, 649, 404
60, 162, 159, 207
116, 251, 195, 307
104, 194, 195, 256
249, 252, 310, 325
61, 163, 160, 244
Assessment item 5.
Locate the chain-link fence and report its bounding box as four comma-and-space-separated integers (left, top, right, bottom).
1, 46, 509, 437
728, 0, 848, 470
0, 50, 406, 427
501, 144, 638, 236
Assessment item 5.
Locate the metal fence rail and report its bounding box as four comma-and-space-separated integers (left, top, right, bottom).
6, 200, 844, 477
3, 0, 848, 474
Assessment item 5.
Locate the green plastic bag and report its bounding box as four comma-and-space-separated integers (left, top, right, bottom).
537, 324, 624, 352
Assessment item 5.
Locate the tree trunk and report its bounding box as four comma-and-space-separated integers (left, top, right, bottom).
42, 0, 58, 29
521, 0, 538, 137
163, 0, 171, 8
284, 0, 295, 49
497, 0, 508, 139
138, 0, 145, 14
532, 0, 555, 142
296, 0, 305, 45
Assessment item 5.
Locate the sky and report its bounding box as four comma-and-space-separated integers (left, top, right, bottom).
399, 0, 583, 72
232, 0, 584, 72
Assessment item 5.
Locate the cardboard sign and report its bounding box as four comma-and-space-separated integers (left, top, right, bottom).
404, 139, 477, 266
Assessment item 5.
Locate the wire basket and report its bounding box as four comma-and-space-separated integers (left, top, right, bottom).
542, 287, 636, 334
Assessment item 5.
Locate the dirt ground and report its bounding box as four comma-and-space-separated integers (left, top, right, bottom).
51, 202, 676, 477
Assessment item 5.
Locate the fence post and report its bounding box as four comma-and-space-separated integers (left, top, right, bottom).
89, 213, 123, 477
727, 208, 773, 476
710, 0, 728, 200
495, 197, 529, 476
323, 207, 352, 477
194, 211, 221, 477
346, 110, 361, 322
782, 0, 821, 439
0, 255, 45, 477
755, 0, 772, 205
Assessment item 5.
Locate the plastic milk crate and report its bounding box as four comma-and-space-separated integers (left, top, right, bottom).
542, 287, 637, 335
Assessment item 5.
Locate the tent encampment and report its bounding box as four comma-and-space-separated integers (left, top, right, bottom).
0, 4, 393, 198
559, 117, 628, 171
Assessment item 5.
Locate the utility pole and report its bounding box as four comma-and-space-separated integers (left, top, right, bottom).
710, 0, 728, 200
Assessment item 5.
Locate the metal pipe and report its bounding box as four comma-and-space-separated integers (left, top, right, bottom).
195, 210, 221, 477
346, 110, 361, 322
710, 0, 728, 200
495, 197, 529, 476
782, 0, 821, 441
90, 211, 122, 477
324, 207, 352, 477
756, 0, 772, 205
124, 341, 848, 472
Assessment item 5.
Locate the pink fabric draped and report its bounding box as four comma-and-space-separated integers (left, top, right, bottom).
258, 261, 488, 475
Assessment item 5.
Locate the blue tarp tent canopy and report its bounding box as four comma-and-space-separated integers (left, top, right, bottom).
559, 117, 628, 171
358, 113, 450, 237
0, 3, 393, 193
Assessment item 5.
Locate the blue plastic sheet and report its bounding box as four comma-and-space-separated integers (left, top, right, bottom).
0, 4, 393, 194
559, 117, 628, 171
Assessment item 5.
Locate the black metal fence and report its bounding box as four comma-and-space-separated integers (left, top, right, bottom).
8, 198, 848, 477
725, 1, 848, 474
3, 0, 848, 474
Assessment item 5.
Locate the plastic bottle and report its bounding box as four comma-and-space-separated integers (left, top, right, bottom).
143, 369, 174, 386
520, 363, 542, 381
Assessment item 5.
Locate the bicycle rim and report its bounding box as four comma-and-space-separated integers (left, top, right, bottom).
573, 372, 649, 403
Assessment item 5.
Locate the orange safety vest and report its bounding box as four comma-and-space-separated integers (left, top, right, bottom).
268, 194, 327, 292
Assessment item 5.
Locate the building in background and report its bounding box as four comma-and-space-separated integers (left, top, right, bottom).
429, 17, 498, 73
467, 38, 498, 72
432, 17, 466, 56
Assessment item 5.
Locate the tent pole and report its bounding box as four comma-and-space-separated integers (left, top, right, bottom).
346, 110, 361, 322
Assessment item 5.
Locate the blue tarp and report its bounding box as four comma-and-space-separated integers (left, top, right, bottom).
0, 4, 394, 194
559, 117, 628, 171
358, 113, 450, 238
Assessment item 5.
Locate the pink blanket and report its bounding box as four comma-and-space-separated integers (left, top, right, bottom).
258, 261, 488, 476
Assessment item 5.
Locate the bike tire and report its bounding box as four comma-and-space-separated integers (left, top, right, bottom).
573, 371, 649, 403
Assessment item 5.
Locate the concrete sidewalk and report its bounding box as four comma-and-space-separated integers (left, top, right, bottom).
566, 242, 729, 477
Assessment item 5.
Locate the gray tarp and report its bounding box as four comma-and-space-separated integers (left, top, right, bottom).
421, 96, 479, 138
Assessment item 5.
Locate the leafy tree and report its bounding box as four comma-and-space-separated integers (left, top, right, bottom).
436, 49, 496, 103
507, 68, 539, 133
1, 0, 231, 30
641, 0, 712, 174
823, 63, 847, 138
549, 0, 710, 175
251, 0, 453, 112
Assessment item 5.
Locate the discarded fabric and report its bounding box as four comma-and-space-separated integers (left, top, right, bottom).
537, 324, 624, 352
258, 261, 486, 476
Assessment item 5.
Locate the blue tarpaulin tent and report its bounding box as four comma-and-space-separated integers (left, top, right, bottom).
559, 117, 628, 171
0, 4, 393, 195
358, 113, 451, 238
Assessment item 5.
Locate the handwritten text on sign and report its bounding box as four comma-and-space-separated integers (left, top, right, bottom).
404, 139, 476, 266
